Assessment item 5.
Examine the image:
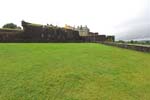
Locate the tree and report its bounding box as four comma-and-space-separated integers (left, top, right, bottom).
2, 23, 17, 29
130, 40, 134, 44
117, 40, 125, 43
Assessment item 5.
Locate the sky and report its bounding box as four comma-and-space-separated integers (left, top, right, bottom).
0, 0, 149, 40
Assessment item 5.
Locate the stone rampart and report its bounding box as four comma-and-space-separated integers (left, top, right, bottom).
0, 21, 115, 42
102, 42, 150, 52
0, 29, 23, 42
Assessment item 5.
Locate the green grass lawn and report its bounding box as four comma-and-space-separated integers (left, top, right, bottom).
0, 43, 150, 100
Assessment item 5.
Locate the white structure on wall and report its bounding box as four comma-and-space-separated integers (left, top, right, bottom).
75, 25, 90, 36
64, 25, 91, 36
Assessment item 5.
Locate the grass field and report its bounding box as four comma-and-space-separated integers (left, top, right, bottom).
0, 43, 150, 100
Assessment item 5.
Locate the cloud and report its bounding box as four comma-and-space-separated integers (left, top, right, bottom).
0, 0, 149, 39
115, 0, 150, 40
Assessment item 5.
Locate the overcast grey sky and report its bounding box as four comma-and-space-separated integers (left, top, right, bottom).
0, 0, 149, 40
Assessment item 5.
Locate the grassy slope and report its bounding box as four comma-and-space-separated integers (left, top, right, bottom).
0, 43, 149, 100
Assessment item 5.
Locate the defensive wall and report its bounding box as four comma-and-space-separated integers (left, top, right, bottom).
101, 42, 150, 52
0, 21, 115, 42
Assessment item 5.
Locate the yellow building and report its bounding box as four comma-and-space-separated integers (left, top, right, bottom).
64, 24, 75, 30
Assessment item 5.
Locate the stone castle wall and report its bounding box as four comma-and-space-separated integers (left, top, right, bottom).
0, 29, 23, 42
81, 35, 106, 42
101, 42, 150, 52
0, 21, 115, 42
22, 21, 80, 42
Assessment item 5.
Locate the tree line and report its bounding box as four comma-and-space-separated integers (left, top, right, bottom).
1, 23, 21, 30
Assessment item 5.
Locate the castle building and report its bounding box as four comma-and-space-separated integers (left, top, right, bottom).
0, 21, 115, 42
75, 25, 90, 36
64, 24, 75, 30
64, 25, 91, 36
